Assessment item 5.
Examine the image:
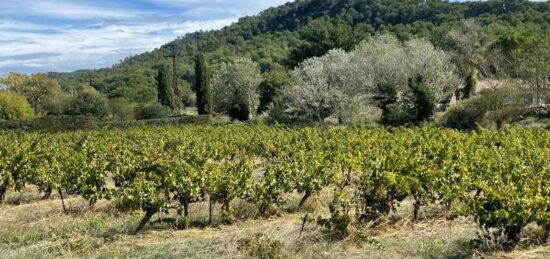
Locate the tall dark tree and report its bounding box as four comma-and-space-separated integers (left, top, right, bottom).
157, 64, 176, 110
463, 68, 478, 99
410, 75, 437, 124
377, 82, 399, 125
195, 53, 212, 115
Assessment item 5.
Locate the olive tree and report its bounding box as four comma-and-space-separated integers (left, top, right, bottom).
287, 49, 377, 123
212, 58, 263, 121
287, 34, 459, 125
446, 19, 491, 99
512, 34, 549, 106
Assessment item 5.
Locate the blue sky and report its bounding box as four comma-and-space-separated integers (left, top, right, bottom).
0, 0, 290, 74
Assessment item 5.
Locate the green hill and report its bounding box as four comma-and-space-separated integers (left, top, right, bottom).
49, 0, 550, 104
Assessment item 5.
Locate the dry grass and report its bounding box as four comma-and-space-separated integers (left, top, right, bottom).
0, 189, 549, 259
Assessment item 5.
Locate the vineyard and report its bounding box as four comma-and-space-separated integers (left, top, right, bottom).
0, 125, 549, 253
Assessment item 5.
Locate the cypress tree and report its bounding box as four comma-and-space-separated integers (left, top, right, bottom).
157, 64, 176, 110
462, 68, 478, 99
195, 53, 212, 115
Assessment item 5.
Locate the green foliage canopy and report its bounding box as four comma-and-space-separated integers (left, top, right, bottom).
0, 91, 34, 120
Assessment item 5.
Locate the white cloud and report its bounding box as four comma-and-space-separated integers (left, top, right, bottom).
28, 1, 145, 20
0, 19, 56, 31
0, 0, 148, 21
0, 0, 290, 73
0, 18, 237, 73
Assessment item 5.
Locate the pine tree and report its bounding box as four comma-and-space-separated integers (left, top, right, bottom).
157, 64, 176, 110
195, 53, 212, 115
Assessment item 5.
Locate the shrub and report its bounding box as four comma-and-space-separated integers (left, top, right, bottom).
0, 91, 34, 120
258, 71, 290, 114
64, 86, 109, 118
137, 103, 172, 120
383, 103, 415, 126
316, 188, 353, 239
380, 75, 438, 126
237, 233, 283, 259
440, 98, 486, 130
41, 93, 70, 116
441, 84, 528, 130
332, 100, 382, 125
109, 98, 137, 121
180, 81, 196, 108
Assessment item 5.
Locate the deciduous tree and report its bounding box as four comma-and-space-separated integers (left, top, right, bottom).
0, 91, 34, 120
0, 73, 67, 115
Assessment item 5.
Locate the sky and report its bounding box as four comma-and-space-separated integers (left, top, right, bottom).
0, 0, 290, 74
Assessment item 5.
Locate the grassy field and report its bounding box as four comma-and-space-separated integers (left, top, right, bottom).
1, 188, 549, 259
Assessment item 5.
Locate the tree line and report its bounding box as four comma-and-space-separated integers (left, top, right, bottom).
1, 0, 548, 128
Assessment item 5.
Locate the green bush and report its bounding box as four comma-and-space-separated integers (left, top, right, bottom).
0, 91, 34, 120
265, 110, 316, 126
440, 97, 487, 130
41, 93, 70, 116
258, 71, 290, 114
512, 116, 550, 129
180, 81, 196, 108
238, 233, 283, 259
316, 188, 353, 239
441, 85, 528, 130
108, 98, 137, 121
383, 103, 416, 126
64, 87, 109, 118
137, 103, 172, 120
